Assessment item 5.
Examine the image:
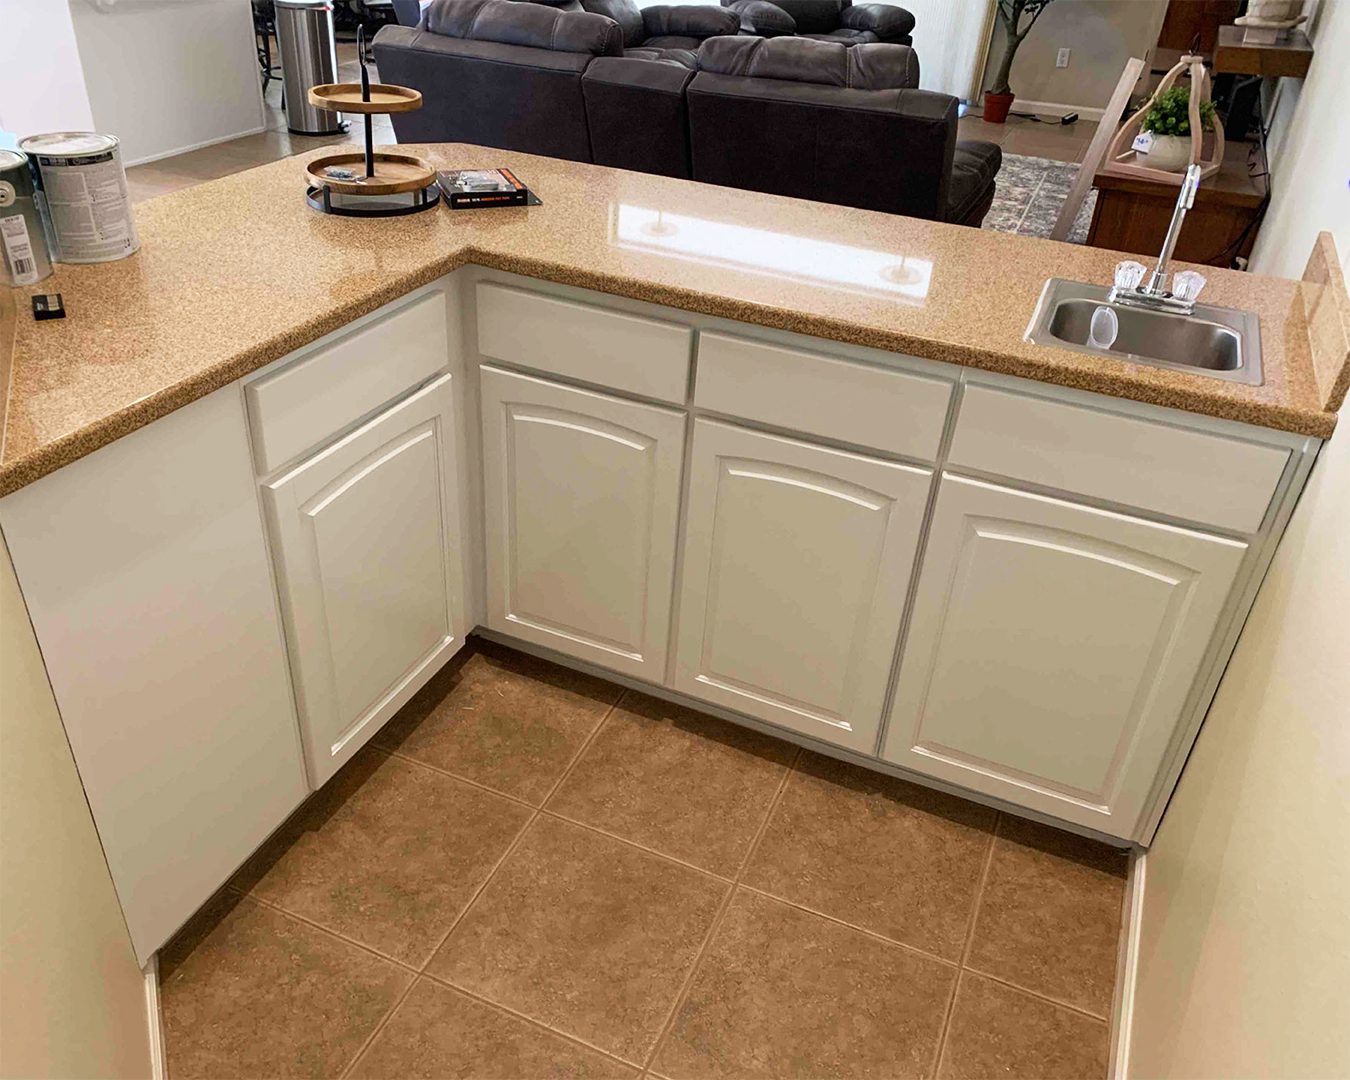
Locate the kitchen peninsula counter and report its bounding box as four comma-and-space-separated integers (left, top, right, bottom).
1, 143, 1345, 496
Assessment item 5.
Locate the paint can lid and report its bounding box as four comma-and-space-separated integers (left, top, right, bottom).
17, 132, 119, 157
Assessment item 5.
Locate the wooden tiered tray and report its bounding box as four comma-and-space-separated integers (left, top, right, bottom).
304, 28, 439, 218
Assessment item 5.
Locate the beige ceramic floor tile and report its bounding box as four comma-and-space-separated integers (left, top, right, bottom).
350, 978, 639, 1079
966, 815, 1128, 1017
232, 748, 531, 967
654, 889, 955, 1080
742, 752, 996, 959
374, 642, 622, 804
159, 891, 412, 1080
428, 814, 727, 1063
938, 972, 1109, 1080
546, 690, 795, 875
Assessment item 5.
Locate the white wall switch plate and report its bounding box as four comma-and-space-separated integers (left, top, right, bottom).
1056, 47, 1071, 68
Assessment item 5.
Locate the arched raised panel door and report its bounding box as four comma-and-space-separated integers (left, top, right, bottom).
480, 365, 685, 680
265, 374, 464, 788
673, 420, 932, 752
881, 475, 1247, 839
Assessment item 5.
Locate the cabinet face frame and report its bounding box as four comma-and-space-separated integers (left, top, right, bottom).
263, 373, 465, 788
479, 364, 686, 681
672, 419, 932, 752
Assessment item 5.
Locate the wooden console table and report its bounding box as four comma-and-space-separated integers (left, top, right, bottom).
1087, 141, 1267, 267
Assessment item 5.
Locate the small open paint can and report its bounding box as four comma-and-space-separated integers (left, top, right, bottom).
0, 149, 53, 286
17, 132, 140, 264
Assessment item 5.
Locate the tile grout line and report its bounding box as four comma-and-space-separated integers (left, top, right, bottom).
375, 744, 542, 811
340, 690, 626, 1079
931, 812, 1002, 1079
639, 744, 804, 1073
959, 966, 1115, 1025
537, 807, 735, 884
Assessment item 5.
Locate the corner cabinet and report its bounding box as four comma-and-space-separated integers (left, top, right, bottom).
673, 420, 931, 752
264, 374, 465, 788
479, 365, 685, 680
881, 475, 1248, 835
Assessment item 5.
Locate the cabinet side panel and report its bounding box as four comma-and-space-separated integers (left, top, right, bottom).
0, 386, 308, 964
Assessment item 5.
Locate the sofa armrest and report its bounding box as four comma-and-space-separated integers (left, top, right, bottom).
725, 0, 796, 36
839, 3, 914, 42
641, 4, 741, 40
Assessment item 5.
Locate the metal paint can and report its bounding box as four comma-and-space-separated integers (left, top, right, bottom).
17, 132, 140, 264
0, 149, 53, 286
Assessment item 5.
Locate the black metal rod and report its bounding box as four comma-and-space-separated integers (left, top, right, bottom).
359, 26, 374, 179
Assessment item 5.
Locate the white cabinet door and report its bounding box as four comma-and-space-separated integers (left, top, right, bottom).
881, 475, 1248, 838
265, 374, 465, 788
673, 420, 932, 753
480, 365, 685, 680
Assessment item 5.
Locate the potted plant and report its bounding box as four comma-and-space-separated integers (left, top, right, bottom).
984, 0, 1054, 124
1140, 85, 1218, 171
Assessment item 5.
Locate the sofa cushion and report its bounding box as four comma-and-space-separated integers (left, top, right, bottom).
697, 35, 919, 89
800, 28, 878, 44
946, 140, 1002, 225
624, 46, 698, 66
423, 0, 623, 54
746, 0, 847, 34
641, 5, 741, 40
641, 34, 713, 50
580, 0, 645, 47
839, 3, 914, 39
726, 0, 796, 36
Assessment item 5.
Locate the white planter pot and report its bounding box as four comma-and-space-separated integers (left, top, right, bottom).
1144, 134, 1193, 172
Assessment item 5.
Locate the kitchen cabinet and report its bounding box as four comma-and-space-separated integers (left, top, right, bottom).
479, 365, 685, 681
0, 386, 308, 965
673, 420, 931, 753
881, 475, 1248, 835
264, 373, 465, 788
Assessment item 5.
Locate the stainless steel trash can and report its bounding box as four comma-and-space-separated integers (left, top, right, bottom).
275, 0, 345, 135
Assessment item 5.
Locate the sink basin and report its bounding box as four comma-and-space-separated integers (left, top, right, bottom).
1026, 279, 1263, 386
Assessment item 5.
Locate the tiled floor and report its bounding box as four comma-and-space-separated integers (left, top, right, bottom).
958, 113, 1099, 165
160, 639, 1129, 1080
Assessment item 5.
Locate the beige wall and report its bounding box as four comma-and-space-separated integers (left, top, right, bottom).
982, 0, 1167, 112
0, 533, 153, 1080
1250, 0, 1350, 280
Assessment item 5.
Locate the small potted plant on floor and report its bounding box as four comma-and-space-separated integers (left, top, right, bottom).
984, 0, 1055, 124
1139, 85, 1218, 171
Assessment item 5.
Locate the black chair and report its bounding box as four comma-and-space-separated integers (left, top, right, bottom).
392, 0, 424, 24
252, 0, 281, 92
723, 0, 914, 46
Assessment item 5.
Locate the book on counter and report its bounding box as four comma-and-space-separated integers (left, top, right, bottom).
436, 168, 540, 209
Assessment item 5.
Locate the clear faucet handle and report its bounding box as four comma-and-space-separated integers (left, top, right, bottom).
1172, 270, 1207, 303
1114, 260, 1147, 291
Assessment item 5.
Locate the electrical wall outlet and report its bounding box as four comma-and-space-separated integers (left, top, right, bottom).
1056, 47, 1071, 68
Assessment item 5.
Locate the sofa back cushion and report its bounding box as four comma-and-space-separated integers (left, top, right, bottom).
580, 0, 645, 47
372, 22, 598, 161
737, 0, 848, 34
697, 35, 918, 88
423, 0, 624, 54
687, 38, 955, 220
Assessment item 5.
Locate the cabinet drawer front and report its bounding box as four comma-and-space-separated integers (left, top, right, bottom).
265, 374, 465, 788
674, 420, 931, 752
882, 476, 1247, 839
480, 366, 685, 680
696, 333, 951, 461
949, 385, 1288, 533
248, 288, 451, 473
476, 282, 692, 404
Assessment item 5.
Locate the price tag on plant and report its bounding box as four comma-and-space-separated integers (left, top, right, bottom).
1132, 131, 1155, 154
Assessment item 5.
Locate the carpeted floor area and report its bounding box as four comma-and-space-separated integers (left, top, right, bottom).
983, 153, 1097, 243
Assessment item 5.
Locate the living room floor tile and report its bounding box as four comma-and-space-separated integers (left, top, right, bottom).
231, 748, 531, 967
546, 690, 795, 876
427, 814, 728, 1063
373, 640, 622, 804
159, 891, 412, 1080
937, 972, 1110, 1080
349, 978, 639, 1080
741, 751, 996, 959
653, 889, 955, 1080
966, 815, 1128, 1017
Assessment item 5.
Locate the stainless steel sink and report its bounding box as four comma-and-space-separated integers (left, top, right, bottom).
1026, 279, 1263, 386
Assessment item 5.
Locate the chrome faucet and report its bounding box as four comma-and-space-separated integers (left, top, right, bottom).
1109, 163, 1205, 315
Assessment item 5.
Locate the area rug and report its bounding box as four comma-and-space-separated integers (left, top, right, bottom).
983, 153, 1096, 244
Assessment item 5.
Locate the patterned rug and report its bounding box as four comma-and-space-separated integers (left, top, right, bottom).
983, 153, 1096, 243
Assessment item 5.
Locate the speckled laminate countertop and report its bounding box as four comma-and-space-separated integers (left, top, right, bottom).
0, 143, 1345, 497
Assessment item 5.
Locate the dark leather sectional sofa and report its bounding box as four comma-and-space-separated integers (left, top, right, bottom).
373, 0, 1001, 226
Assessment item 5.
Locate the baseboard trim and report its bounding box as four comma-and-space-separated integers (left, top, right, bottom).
124, 124, 268, 169
1011, 98, 1108, 123
144, 954, 167, 1080
1109, 850, 1146, 1079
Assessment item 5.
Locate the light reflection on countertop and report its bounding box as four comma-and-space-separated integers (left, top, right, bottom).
0, 143, 1342, 496
610, 204, 932, 303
